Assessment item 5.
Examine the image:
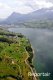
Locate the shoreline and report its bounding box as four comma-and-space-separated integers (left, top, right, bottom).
30, 45, 39, 80
25, 40, 39, 80
25, 48, 37, 80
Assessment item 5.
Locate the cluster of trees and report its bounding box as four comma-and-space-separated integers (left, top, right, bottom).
0, 37, 13, 44
26, 45, 34, 68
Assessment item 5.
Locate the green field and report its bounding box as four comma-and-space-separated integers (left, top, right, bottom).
0, 28, 34, 80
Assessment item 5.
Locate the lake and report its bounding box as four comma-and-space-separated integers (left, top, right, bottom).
8, 28, 53, 80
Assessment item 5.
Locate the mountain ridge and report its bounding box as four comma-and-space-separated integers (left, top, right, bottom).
0, 8, 53, 24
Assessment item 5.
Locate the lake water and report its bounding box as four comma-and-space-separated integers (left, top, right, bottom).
8, 28, 53, 80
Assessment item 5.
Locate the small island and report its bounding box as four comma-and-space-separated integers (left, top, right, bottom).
0, 28, 37, 80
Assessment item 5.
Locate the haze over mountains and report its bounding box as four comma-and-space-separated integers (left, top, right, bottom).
0, 8, 53, 24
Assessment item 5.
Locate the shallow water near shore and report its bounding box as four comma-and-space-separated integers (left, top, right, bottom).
8, 28, 53, 80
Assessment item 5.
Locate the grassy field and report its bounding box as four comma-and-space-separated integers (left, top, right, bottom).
0, 28, 34, 80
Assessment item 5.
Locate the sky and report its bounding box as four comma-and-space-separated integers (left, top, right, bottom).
0, 0, 53, 19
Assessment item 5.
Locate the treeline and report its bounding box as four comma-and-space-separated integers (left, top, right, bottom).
0, 37, 13, 44
0, 32, 16, 36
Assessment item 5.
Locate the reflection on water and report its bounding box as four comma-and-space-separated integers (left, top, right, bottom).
8, 28, 53, 80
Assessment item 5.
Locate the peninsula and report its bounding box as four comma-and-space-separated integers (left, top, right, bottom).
0, 28, 38, 80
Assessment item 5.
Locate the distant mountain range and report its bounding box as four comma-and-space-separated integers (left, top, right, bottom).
0, 8, 53, 24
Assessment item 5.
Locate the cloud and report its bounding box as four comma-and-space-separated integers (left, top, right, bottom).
25, 0, 53, 9
11, 0, 33, 14
11, 0, 53, 13
13, 6, 33, 14
0, 0, 53, 18
35, 0, 53, 8
0, 2, 12, 18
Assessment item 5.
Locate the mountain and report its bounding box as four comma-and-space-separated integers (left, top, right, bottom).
0, 8, 53, 24
0, 12, 25, 24
26, 8, 53, 20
